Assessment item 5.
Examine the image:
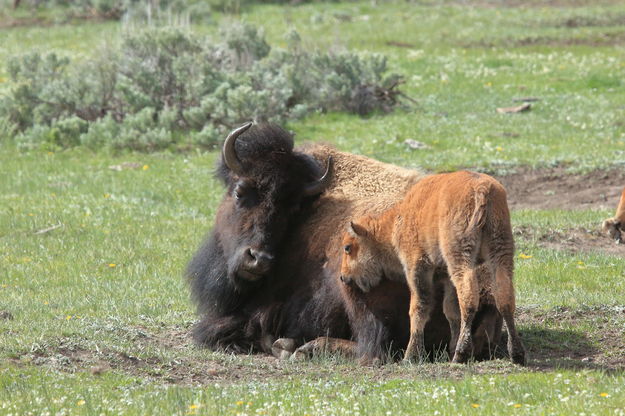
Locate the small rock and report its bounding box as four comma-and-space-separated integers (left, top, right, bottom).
90, 364, 109, 375
109, 162, 143, 171
497, 103, 532, 114
404, 139, 429, 150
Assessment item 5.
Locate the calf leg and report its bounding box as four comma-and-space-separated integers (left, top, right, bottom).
442, 279, 461, 358
493, 265, 527, 366
449, 266, 480, 364
403, 263, 435, 362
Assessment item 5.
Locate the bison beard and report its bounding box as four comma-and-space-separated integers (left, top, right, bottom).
187, 123, 503, 360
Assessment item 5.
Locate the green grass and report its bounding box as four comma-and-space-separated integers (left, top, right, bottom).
1, 1, 625, 415
1, 366, 624, 415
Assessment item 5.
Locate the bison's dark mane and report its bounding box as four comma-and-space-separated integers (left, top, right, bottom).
186, 123, 329, 351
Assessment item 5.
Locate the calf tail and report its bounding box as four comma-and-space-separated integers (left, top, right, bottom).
467, 182, 491, 232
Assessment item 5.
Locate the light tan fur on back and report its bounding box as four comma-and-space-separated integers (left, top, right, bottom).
340, 171, 526, 365
301, 144, 423, 257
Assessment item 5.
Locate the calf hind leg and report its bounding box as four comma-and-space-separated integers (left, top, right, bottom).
449, 266, 480, 364
493, 265, 527, 366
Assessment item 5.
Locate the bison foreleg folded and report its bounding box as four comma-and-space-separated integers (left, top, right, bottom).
289, 337, 359, 361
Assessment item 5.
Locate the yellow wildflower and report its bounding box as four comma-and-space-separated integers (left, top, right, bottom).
599, 392, 609, 397
236, 401, 244, 406
77, 400, 85, 406
108, 263, 116, 268
143, 165, 149, 170
518, 253, 532, 259
513, 404, 522, 408
471, 403, 480, 408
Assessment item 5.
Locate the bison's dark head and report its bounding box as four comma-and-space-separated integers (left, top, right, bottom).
213, 122, 332, 289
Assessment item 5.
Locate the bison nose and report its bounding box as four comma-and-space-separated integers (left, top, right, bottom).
340, 275, 350, 284
245, 248, 274, 273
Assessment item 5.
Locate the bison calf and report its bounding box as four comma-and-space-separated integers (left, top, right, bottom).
340, 171, 526, 365
602, 187, 625, 244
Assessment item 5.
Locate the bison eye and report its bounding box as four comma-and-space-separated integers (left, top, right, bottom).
344, 244, 351, 254
233, 184, 259, 208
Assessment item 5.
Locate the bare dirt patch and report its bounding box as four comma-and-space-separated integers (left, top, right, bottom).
495, 167, 625, 211
517, 305, 625, 371
515, 226, 625, 257
11, 305, 624, 384
464, 31, 625, 48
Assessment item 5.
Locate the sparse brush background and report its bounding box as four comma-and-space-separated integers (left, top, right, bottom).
1, 1, 625, 415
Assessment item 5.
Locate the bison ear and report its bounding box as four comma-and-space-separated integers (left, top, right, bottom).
348, 221, 369, 238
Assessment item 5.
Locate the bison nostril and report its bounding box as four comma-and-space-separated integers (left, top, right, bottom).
246, 248, 274, 271
247, 248, 257, 262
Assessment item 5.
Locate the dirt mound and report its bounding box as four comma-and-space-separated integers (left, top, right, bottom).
496, 167, 625, 211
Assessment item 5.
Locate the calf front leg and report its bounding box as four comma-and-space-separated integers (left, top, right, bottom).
403, 263, 435, 362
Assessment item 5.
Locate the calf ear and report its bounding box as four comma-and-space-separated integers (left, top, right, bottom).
348, 221, 369, 238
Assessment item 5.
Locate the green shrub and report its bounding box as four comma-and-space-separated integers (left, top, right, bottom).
1, 23, 406, 152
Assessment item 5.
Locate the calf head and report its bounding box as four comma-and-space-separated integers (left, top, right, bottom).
339, 219, 385, 293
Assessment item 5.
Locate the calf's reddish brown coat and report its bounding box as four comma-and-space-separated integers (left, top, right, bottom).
602, 187, 625, 244
340, 171, 526, 365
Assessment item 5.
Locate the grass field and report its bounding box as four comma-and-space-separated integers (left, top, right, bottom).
1, 1, 625, 415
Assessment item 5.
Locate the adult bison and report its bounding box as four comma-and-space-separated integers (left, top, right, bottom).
187, 122, 502, 361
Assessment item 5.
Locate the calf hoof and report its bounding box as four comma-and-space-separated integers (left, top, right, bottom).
509, 342, 527, 366
451, 354, 469, 364
451, 347, 472, 364
512, 351, 527, 366
358, 356, 381, 367
272, 338, 296, 360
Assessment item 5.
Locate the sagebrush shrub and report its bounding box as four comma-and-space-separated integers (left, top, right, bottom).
1, 23, 406, 152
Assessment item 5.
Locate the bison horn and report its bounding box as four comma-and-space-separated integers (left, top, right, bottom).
223, 122, 253, 176
303, 156, 334, 197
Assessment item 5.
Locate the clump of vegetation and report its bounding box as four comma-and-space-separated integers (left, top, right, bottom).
6, 0, 334, 22
7, 0, 214, 21
1, 24, 405, 152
